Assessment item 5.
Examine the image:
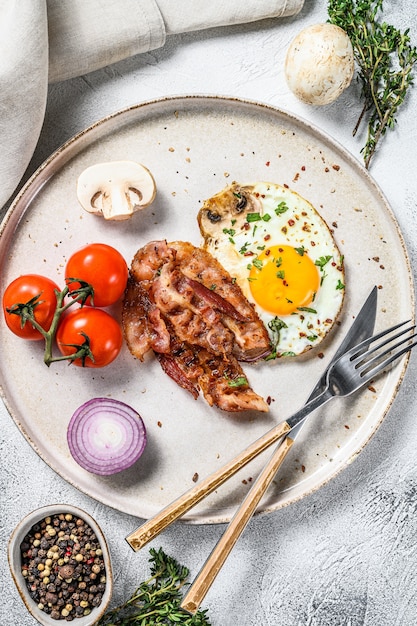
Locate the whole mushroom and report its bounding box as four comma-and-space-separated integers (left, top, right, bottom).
77, 160, 156, 221
285, 23, 355, 106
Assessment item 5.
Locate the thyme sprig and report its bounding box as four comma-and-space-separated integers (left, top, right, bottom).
328, 0, 417, 168
97, 548, 211, 625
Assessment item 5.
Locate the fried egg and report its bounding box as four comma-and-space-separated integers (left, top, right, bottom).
198, 181, 345, 357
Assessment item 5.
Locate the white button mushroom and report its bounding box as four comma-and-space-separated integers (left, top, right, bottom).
285, 23, 354, 106
77, 161, 157, 221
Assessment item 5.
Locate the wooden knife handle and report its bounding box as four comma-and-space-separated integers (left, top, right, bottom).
125, 420, 291, 551
180, 435, 295, 615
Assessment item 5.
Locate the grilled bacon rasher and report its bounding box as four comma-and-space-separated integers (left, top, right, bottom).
122, 240, 271, 412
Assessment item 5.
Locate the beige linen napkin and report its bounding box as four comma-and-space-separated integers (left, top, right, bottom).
0, 0, 304, 211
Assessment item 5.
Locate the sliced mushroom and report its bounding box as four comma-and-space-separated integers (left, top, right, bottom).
77, 161, 157, 221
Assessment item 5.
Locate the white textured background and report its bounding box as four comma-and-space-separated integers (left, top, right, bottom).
2, 1, 417, 624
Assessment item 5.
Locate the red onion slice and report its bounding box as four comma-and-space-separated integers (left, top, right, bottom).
67, 398, 147, 475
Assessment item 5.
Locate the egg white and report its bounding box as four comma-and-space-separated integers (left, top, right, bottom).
202, 181, 345, 357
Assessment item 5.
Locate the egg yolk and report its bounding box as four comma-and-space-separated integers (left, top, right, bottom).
249, 244, 320, 315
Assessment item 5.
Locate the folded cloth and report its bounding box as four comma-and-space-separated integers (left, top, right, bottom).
0, 0, 304, 212
0, 0, 48, 213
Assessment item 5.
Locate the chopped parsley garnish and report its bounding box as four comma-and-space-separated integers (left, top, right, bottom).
275, 201, 289, 214
247, 212, 261, 222
276, 270, 285, 279
295, 246, 305, 256
265, 317, 288, 360
222, 227, 236, 237
307, 334, 318, 342
262, 213, 272, 222
253, 258, 263, 270
239, 242, 250, 255
226, 375, 248, 388
336, 279, 345, 290
297, 306, 317, 314
315, 255, 332, 269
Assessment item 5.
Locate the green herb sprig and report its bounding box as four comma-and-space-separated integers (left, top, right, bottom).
97, 548, 211, 625
328, 0, 417, 168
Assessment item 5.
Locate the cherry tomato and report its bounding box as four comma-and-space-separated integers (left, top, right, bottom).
56, 307, 123, 368
2, 274, 59, 340
65, 243, 128, 307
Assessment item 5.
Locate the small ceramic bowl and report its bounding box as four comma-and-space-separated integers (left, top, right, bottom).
8, 504, 113, 626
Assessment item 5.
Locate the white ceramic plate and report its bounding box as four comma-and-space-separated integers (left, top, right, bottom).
0, 96, 414, 523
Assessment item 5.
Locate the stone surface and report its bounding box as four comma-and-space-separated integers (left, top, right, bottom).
2, 2, 417, 624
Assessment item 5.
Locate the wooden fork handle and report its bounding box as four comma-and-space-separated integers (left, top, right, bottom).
125, 420, 291, 551
180, 435, 295, 615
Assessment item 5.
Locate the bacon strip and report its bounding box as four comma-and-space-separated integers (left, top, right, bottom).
122, 240, 270, 412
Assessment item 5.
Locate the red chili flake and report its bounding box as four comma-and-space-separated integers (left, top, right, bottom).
266, 396, 272, 405
261, 194, 266, 198
157, 421, 162, 427
324, 167, 330, 173
264, 234, 271, 241
242, 479, 248, 485
265, 161, 270, 166
244, 250, 254, 257
318, 352, 325, 359
265, 249, 271, 256
299, 332, 306, 337
325, 318, 333, 324
243, 222, 250, 230
301, 465, 306, 473
311, 241, 316, 246
284, 183, 289, 188
283, 280, 288, 287
278, 247, 284, 252
86, 557, 95, 565
301, 166, 306, 171
332, 164, 341, 171
288, 219, 295, 227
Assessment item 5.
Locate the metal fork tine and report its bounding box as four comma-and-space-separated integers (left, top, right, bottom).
359, 334, 417, 381
355, 324, 416, 374
348, 319, 411, 361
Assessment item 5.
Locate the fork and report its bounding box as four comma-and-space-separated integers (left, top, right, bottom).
180, 320, 417, 614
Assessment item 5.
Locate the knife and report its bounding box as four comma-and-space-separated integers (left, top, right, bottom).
126, 287, 378, 553
180, 286, 378, 614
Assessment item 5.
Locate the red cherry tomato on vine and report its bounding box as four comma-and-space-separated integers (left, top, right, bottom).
56, 307, 123, 368
2, 274, 60, 340
65, 243, 128, 307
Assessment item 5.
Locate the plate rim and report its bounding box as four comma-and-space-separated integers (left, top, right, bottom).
1, 94, 415, 524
